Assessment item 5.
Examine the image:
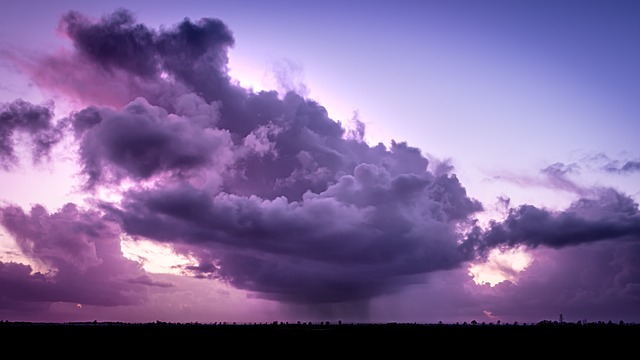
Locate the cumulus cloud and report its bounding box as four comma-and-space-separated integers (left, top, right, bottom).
70, 97, 233, 189
22, 8, 486, 306
1, 8, 640, 322
103, 162, 481, 304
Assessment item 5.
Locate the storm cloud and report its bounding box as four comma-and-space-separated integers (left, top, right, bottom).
104, 164, 480, 303
1, 8, 640, 317
41, 8, 486, 305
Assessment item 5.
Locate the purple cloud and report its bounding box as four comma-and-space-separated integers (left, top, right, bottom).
104, 161, 481, 304
0, 99, 63, 168
491, 161, 590, 196
0, 202, 163, 317
35, 10, 486, 305
469, 242, 640, 323
603, 160, 640, 174
71, 97, 233, 188
376, 240, 640, 325
61, 9, 160, 79
2, 8, 640, 322
468, 188, 640, 255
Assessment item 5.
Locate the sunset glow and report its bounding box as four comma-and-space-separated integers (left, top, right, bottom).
120, 236, 199, 275
1, 1, 639, 325
469, 246, 534, 286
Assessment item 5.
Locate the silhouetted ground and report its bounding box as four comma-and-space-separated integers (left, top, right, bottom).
2, 320, 638, 354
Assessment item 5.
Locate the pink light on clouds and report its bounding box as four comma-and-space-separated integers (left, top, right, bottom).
7, 48, 180, 110
0, 4, 639, 325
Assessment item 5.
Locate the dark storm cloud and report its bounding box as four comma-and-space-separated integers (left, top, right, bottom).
468, 188, 640, 255
1, 7, 489, 305
104, 161, 481, 303
0, 203, 160, 312
0, 99, 63, 168
5, 7, 640, 313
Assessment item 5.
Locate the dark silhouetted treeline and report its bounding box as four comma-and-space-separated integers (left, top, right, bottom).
2, 319, 639, 356
2, 319, 639, 339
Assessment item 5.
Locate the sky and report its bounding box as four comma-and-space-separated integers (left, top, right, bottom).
1, 0, 640, 324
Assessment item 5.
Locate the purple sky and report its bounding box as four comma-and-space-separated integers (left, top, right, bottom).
1, 1, 640, 324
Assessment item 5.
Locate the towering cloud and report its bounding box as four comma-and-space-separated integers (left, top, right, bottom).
1, 8, 639, 319
16, 8, 486, 306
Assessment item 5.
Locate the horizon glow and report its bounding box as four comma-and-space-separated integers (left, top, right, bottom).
1, 1, 639, 325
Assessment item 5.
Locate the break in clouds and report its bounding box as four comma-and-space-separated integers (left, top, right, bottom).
1, 9, 639, 319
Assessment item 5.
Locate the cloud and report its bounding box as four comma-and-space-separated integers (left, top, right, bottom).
540, 162, 586, 194
468, 188, 640, 255
0, 202, 160, 317
103, 162, 481, 304
468, 241, 640, 323
2, 8, 640, 322
491, 161, 591, 197
0, 99, 63, 168
2, 8, 488, 310
128, 274, 174, 288
369, 238, 640, 325
603, 160, 640, 175
545, 152, 640, 176
70, 97, 233, 189
60, 9, 161, 79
